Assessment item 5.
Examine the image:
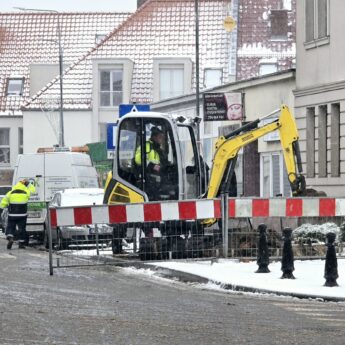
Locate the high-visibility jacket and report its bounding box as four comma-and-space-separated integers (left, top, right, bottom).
135, 140, 160, 166
0, 182, 36, 217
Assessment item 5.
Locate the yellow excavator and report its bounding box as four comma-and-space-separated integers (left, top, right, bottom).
104, 104, 306, 204
103, 104, 307, 256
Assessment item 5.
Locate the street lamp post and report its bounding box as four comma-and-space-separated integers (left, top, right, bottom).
15, 7, 65, 147
194, 0, 202, 196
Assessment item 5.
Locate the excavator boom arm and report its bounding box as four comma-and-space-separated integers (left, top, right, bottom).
206, 105, 305, 199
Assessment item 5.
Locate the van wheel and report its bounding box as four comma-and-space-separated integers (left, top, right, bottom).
57, 229, 68, 250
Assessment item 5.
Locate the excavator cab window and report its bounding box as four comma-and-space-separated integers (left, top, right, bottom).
178, 124, 209, 198
117, 117, 178, 201
117, 118, 141, 188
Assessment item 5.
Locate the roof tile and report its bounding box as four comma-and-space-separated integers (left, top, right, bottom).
0, 12, 131, 112
24, 0, 230, 110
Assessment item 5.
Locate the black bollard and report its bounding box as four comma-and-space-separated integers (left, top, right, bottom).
281, 227, 295, 279
255, 224, 270, 273
324, 232, 339, 287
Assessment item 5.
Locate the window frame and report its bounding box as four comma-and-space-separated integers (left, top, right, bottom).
99, 68, 124, 108
259, 63, 278, 76
6, 78, 24, 96
18, 127, 23, 154
204, 68, 223, 89
159, 64, 184, 100
92, 58, 134, 111
304, 0, 329, 48
0, 128, 10, 165
95, 34, 107, 45
270, 9, 289, 41
260, 152, 291, 197
153, 57, 192, 102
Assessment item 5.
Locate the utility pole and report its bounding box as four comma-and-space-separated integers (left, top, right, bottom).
15, 7, 65, 147
194, 0, 203, 196
195, 0, 200, 122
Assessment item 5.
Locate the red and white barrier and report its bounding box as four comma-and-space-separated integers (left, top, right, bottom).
49, 198, 345, 227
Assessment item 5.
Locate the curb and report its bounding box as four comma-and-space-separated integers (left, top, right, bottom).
145, 264, 345, 303
91, 255, 345, 303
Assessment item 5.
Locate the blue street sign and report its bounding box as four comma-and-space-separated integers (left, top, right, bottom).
106, 123, 117, 150
119, 104, 150, 117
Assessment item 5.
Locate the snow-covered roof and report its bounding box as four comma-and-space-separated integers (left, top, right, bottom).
0, 11, 131, 112
21, 0, 231, 111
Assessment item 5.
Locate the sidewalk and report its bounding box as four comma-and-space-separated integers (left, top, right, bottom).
3, 231, 344, 302
51, 241, 345, 302
145, 258, 345, 302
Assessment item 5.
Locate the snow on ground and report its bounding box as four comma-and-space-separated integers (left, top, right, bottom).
149, 259, 345, 300
3, 221, 345, 299
66, 244, 345, 300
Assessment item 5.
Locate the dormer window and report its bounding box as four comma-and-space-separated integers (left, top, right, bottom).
153, 57, 192, 102
259, 62, 278, 76
7, 78, 24, 96
270, 10, 288, 40
100, 69, 123, 107
204, 69, 222, 89
95, 34, 107, 44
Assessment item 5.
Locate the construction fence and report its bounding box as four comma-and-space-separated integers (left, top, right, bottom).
47, 196, 345, 274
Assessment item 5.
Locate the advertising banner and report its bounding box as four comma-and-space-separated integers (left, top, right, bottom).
203, 92, 242, 121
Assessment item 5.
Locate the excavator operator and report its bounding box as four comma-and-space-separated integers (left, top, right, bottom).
135, 126, 166, 175
135, 126, 171, 199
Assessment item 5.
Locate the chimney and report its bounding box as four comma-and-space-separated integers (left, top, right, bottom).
137, 0, 149, 7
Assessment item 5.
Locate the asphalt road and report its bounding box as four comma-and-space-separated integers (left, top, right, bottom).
1, 238, 345, 345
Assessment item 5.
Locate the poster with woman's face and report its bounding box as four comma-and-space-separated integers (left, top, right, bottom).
225, 93, 243, 120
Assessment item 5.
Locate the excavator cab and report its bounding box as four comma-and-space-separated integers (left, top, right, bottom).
103, 112, 205, 204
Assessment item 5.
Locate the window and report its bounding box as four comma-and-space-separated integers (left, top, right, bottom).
270, 10, 288, 40
0, 128, 10, 164
153, 58, 192, 102
291, 58, 296, 69
235, 153, 243, 196
99, 123, 107, 142
93, 59, 134, 109
261, 153, 290, 197
159, 65, 184, 100
204, 69, 222, 88
18, 128, 23, 154
283, 0, 291, 11
262, 117, 279, 142
99, 69, 123, 107
305, 0, 328, 43
259, 63, 277, 76
95, 34, 106, 44
116, 117, 178, 201
7, 78, 24, 96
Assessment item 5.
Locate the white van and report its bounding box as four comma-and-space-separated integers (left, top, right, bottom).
12, 151, 100, 242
